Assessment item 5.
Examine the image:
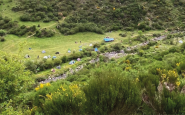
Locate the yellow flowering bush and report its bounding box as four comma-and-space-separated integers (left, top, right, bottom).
42, 83, 86, 114
35, 83, 51, 91
125, 60, 130, 64
46, 93, 52, 100
125, 66, 131, 71
156, 68, 180, 86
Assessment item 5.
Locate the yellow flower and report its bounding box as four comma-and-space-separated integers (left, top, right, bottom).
125, 67, 131, 71
40, 84, 44, 89
46, 83, 51, 86
60, 86, 66, 91
125, 60, 130, 64
46, 94, 52, 100
136, 78, 139, 82
65, 93, 68, 96
176, 63, 180, 67
176, 82, 180, 87
35, 87, 39, 91
162, 74, 166, 78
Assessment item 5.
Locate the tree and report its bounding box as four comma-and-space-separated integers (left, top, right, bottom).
0, 51, 34, 103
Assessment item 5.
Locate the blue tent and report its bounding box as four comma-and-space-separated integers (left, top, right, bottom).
56, 65, 61, 69
94, 47, 98, 52
53, 56, 56, 59
42, 50, 46, 53
79, 49, 82, 51
104, 38, 114, 42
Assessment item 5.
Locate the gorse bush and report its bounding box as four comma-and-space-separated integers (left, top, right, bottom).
83, 64, 141, 115
31, 81, 85, 115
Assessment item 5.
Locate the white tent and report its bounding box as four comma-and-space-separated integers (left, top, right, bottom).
43, 56, 48, 59
179, 40, 183, 43
25, 54, 29, 58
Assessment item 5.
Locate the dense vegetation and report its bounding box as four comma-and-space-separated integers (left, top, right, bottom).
2, 41, 185, 114
7, 0, 185, 35
1, 0, 185, 114
0, 15, 55, 39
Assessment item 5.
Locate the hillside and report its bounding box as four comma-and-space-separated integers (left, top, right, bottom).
0, 0, 185, 36
1, 0, 185, 115
7, 0, 185, 34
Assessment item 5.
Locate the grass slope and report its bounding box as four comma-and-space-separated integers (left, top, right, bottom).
0, 30, 164, 60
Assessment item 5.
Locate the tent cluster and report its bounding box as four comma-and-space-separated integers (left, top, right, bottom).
43, 55, 51, 59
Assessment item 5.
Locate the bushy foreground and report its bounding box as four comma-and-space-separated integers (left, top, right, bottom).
2, 43, 185, 114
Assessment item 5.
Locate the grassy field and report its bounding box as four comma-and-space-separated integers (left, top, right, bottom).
0, 30, 165, 60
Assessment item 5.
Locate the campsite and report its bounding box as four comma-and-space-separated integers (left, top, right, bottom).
1, 0, 185, 114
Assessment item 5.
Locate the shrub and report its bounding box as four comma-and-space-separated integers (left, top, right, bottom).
53, 58, 62, 65
119, 33, 127, 37
43, 17, 50, 22
0, 37, 5, 42
25, 60, 37, 73
99, 46, 105, 53
33, 83, 85, 115
0, 30, 6, 36
44, 60, 54, 69
83, 65, 141, 114
61, 55, 68, 63
0, 52, 34, 103
93, 43, 101, 48
3, 17, 11, 23
169, 46, 180, 53
113, 43, 122, 51
91, 51, 97, 58
20, 14, 30, 21
99, 55, 109, 62
138, 50, 144, 56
